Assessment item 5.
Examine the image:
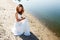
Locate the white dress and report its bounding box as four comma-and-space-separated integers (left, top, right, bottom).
11, 13, 30, 36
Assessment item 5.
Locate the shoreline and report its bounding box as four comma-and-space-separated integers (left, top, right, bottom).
0, 0, 59, 40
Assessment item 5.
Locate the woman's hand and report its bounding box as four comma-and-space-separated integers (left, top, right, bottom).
21, 17, 25, 19
17, 17, 25, 22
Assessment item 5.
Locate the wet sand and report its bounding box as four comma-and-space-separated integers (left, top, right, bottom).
0, 0, 59, 40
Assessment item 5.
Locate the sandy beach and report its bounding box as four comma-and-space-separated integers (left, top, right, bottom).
0, 0, 59, 40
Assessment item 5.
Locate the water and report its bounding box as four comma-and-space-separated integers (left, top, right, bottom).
13, 0, 60, 37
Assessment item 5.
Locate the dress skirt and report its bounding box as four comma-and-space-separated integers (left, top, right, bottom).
11, 19, 31, 36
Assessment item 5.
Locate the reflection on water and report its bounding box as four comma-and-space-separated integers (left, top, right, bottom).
13, 0, 60, 37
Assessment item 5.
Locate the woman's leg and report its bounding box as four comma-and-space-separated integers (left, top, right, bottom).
12, 22, 24, 35
24, 22, 31, 36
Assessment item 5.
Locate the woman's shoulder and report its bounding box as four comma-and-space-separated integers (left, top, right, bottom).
15, 12, 21, 17
22, 12, 26, 17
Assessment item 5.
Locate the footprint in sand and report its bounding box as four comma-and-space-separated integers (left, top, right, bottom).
0, 7, 6, 11
0, 28, 6, 38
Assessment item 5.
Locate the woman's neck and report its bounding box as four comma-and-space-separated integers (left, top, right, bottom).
18, 12, 22, 15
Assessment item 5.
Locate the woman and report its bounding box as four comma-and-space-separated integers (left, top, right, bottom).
11, 4, 31, 36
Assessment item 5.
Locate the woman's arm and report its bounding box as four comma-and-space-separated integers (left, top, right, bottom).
15, 13, 20, 22
15, 13, 25, 22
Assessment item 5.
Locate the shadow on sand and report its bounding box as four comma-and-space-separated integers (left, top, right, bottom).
18, 32, 39, 40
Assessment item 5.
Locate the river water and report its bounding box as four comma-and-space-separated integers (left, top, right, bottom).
13, 0, 60, 37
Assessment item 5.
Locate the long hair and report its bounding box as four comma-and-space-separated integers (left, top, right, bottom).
16, 4, 24, 15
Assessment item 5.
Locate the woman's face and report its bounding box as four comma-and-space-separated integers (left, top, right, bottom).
19, 7, 22, 12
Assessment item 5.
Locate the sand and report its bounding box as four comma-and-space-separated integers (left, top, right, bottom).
0, 0, 59, 40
